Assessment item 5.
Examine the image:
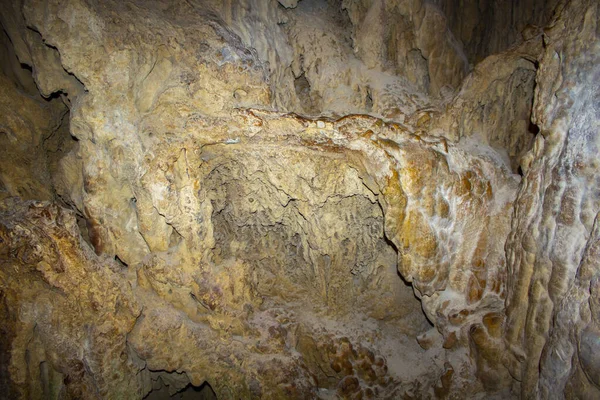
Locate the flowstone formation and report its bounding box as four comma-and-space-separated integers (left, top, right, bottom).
0, 0, 598, 399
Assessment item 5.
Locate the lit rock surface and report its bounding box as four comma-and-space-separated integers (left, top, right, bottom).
0, 0, 598, 399
503, 0, 600, 398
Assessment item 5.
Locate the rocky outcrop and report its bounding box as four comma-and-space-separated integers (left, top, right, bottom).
0, 102, 519, 397
0, 200, 142, 399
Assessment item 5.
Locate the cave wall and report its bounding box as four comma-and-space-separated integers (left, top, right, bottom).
0, 0, 598, 399
431, 0, 560, 64
503, 0, 600, 397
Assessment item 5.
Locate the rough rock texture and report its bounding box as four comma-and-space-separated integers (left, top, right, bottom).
0, 201, 142, 399
430, 37, 542, 173
0, 27, 70, 203
0, 72, 63, 202
503, 0, 600, 398
342, 0, 469, 98
432, 0, 560, 65
0, 0, 598, 399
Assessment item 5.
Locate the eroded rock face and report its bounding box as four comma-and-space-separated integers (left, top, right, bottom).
342, 0, 469, 97
503, 0, 600, 398
0, 0, 598, 399
432, 0, 559, 64
0, 201, 142, 399
0, 67, 67, 202
431, 41, 541, 173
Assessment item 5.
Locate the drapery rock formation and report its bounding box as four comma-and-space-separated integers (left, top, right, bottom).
0, 0, 598, 399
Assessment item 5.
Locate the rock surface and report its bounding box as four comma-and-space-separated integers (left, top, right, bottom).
432, 0, 560, 64
503, 0, 600, 398
0, 0, 598, 399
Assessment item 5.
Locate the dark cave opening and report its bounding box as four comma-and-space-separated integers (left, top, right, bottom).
144, 379, 217, 400
294, 72, 321, 115
365, 87, 373, 111
202, 150, 430, 326
528, 120, 540, 135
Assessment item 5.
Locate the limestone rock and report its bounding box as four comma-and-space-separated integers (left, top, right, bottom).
0, 200, 142, 399
0, 0, 598, 399
342, 0, 469, 98
503, 0, 600, 398
432, 0, 560, 64
431, 37, 542, 172
0, 72, 66, 202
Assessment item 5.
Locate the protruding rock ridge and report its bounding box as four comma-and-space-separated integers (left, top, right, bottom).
503, 0, 600, 397
431, 34, 543, 173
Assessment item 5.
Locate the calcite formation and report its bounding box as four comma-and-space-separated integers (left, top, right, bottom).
0, 0, 598, 399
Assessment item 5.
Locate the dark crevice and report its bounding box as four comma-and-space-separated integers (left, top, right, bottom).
42, 108, 71, 148
42, 90, 64, 102
114, 255, 129, 268
0, 25, 39, 95
75, 214, 93, 248
143, 371, 217, 400
294, 72, 320, 115
24, 26, 88, 97
365, 87, 373, 112
528, 120, 540, 134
